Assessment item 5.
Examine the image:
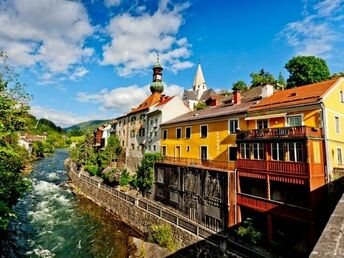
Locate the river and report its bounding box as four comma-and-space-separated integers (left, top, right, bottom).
1, 149, 143, 258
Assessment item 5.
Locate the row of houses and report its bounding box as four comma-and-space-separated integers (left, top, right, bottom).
95, 59, 344, 251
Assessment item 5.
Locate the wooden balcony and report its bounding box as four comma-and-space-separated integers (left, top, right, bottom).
159, 156, 236, 171
237, 126, 322, 140
237, 193, 313, 222
237, 159, 309, 177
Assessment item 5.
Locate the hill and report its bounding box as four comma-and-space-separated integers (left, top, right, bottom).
64, 119, 110, 133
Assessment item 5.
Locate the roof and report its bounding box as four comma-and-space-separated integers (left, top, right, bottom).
128, 92, 162, 114
163, 86, 264, 125
147, 96, 174, 115
183, 90, 198, 100
250, 78, 340, 112
199, 89, 217, 101
193, 64, 206, 88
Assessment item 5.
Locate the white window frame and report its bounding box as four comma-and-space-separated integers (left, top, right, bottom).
271, 142, 283, 161
161, 145, 167, 157
286, 114, 304, 127
256, 119, 269, 129
200, 124, 208, 138
335, 116, 340, 134
240, 143, 250, 159
252, 143, 264, 160
200, 145, 208, 160
175, 145, 182, 158
287, 142, 304, 162
228, 118, 239, 134
337, 147, 343, 165
185, 126, 192, 139
162, 129, 168, 140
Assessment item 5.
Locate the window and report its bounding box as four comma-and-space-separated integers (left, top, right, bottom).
148, 145, 151, 151
271, 143, 284, 161
338, 148, 343, 165
335, 116, 340, 133
287, 142, 303, 162
139, 128, 145, 137
153, 145, 156, 151
186, 146, 190, 152
131, 144, 135, 150
313, 142, 321, 164
341, 91, 344, 103
162, 129, 168, 139
287, 115, 302, 126
229, 119, 239, 134
154, 131, 157, 137
200, 125, 208, 138
201, 146, 208, 160
229, 147, 237, 161
122, 140, 124, 146
123, 130, 125, 136
176, 128, 182, 139
161, 146, 167, 156
253, 143, 264, 160
240, 143, 250, 159
118, 121, 122, 126
185, 127, 191, 139
130, 130, 135, 138
257, 119, 268, 129
131, 116, 136, 122
150, 120, 153, 125
140, 114, 145, 120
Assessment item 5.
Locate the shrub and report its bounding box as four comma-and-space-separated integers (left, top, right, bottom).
237, 218, 262, 244
84, 164, 99, 176
148, 224, 176, 252
119, 169, 130, 186
137, 152, 162, 195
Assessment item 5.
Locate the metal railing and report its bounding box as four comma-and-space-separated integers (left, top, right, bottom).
159, 156, 236, 171
237, 126, 322, 140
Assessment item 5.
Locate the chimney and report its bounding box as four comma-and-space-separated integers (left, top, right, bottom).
261, 84, 274, 98
233, 90, 241, 104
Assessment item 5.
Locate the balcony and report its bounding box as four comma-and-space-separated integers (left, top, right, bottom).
237, 126, 322, 140
237, 159, 308, 177
237, 193, 313, 222
159, 156, 236, 171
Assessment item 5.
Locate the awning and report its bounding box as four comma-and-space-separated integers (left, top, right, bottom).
245, 113, 287, 121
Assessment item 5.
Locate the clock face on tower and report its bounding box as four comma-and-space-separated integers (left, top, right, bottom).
156, 74, 162, 80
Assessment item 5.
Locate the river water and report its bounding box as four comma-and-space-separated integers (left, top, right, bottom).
1, 149, 142, 258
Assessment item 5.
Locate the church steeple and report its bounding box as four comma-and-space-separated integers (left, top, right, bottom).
150, 54, 164, 94
193, 63, 206, 91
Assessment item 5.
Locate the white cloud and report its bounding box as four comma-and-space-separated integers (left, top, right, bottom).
30, 105, 103, 128
0, 0, 93, 77
278, 0, 344, 57
105, 0, 122, 7
76, 84, 184, 114
101, 0, 193, 76
69, 67, 89, 81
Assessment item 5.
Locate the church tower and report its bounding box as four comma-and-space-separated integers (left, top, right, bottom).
150, 55, 164, 94
193, 63, 207, 98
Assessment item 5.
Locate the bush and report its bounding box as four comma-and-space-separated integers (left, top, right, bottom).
148, 224, 176, 252
84, 164, 99, 176
119, 169, 130, 186
137, 152, 162, 195
237, 218, 262, 244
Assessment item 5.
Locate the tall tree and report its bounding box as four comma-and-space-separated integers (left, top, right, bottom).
250, 69, 276, 87
277, 72, 286, 89
0, 52, 31, 230
232, 80, 248, 91
285, 56, 330, 88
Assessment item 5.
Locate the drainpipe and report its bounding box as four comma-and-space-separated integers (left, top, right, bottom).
320, 102, 331, 184
234, 168, 238, 225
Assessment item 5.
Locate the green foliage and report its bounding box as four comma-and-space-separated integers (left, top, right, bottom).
148, 224, 176, 252
194, 101, 208, 110
250, 69, 276, 87
218, 89, 231, 96
237, 218, 262, 244
68, 127, 83, 136
84, 164, 99, 176
285, 56, 330, 88
232, 80, 248, 91
119, 169, 130, 186
65, 119, 110, 134
0, 51, 31, 230
102, 168, 119, 183
137, 153, 162, 195
330, 71, 344, 79
277, 72, 286, 89
32, 141, 44, 158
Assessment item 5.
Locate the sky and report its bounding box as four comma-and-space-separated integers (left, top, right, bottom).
1, 0, 344, 127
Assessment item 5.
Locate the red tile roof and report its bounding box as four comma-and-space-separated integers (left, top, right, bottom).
128, 92, 161, 114
155, 95, 173, 107
250, 78, 339, 111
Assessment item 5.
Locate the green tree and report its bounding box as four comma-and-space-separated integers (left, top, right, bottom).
137, 153, 162, 195
250, 69, 276, 87
330, 71, 344, 79
237, 218, 262, 244
0, 51, 31, 230
194, 101, 207, 110
218, 89, 231, 96
103, 135, 122, 167
277, 72, 286, 89
285, 56, 330, 88
232, 80, 248, 91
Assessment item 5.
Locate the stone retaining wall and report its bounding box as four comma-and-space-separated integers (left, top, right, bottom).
67, 162, 202, 248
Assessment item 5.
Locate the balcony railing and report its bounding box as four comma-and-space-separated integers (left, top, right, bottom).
159, 156, 236, 171
237, 193, 312, 221
237, 126, 322, 140
237, 159, 308, 176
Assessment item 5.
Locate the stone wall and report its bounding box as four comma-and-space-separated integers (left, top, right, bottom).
67, 162, 202, 248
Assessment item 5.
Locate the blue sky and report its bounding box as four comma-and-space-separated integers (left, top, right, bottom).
1, 0, 344, 127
